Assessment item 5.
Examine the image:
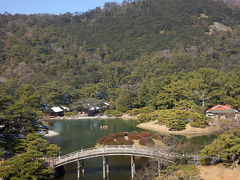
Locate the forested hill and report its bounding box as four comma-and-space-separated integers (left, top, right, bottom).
1, 0, 240, 110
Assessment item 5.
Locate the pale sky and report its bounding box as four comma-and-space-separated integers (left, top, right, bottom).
0, 0, 123, 15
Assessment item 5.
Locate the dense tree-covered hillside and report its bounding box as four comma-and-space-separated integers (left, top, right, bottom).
0, 0, 240, 111
2, 0, 240, 178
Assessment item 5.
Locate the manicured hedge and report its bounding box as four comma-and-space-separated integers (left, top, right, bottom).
139, 132, 151, 138
115, 137, 125, 145
128, 132, 141, 140
108, 140, 117, 146
115, 132, 128, 138
103, 136, 115, 145
97, 132, 172, 147
97, 137, 106, 144
125, 139, 134, 145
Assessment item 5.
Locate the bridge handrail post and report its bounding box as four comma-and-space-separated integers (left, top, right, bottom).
58, 151, 61, 161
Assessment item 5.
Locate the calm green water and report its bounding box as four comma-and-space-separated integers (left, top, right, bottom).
47, 119, 217, 180
47, 119, 144, 180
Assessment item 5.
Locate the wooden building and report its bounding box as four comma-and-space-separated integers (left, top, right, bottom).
206, 105, 240, 120
44, 107, 64, 117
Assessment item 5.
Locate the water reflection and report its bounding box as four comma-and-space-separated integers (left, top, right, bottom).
47, 119, 141, 180
47, 118, 217, 180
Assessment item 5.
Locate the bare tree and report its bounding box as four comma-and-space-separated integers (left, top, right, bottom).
134, 160, 163, 180
194, 90, 210, 107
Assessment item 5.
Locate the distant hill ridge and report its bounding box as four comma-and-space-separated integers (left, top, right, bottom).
0, 0, 240, 92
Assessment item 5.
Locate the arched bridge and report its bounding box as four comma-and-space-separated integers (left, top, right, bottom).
55, 145, 179, 167
54, 145, 182, 179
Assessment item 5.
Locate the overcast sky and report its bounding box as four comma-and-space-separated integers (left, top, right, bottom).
0, 0, 123, 15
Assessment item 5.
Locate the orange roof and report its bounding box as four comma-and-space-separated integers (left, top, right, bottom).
206, 105, 231, 112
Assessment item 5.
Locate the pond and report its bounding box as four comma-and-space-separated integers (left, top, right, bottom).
47, 118, 217, 180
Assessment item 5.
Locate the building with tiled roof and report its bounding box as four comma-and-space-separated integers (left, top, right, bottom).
44, 107, 64, 117
206, 105, 240, 119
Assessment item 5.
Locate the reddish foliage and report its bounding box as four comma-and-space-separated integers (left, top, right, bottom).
97, 136, 106, 144
108, 140, 117, 145
108, 134, 117, 139
125, 139, 134, 145
98, 131, 157, 146
115, 132, 128, 138
128, 133, 141, 140
139, 132, 151, 138
103, 136, 115, 145
115, 137, 125, 145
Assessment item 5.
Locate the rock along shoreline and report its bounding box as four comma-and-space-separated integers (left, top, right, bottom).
44, 130, 60, 137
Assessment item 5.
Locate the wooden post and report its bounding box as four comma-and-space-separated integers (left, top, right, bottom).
77, 160, 80, 179
131, 155, 135, 179
103, 156, 106, 179
58, 151, 61, 160
81, 160, 85, 174
77, 159, 85, 179
106, 156, 109, 176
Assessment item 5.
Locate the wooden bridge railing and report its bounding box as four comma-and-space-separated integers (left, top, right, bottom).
54, 145, 180, 167
52, 145, 218, 179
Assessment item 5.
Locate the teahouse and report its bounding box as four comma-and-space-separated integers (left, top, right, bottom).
44, 107, 64, 117
206, 105, 240, 120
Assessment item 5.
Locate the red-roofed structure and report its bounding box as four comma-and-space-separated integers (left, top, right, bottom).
206, 105, 231, 112
206, 105, 240, 120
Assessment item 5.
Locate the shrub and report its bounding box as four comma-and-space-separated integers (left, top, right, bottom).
121, 139, 129, 145
189, 113, 209, 128
151, 133, 177, 146
140, 106, 155, 113
107, 134, 117, 139
36, 110, 43, 117
103, 136, 114, 145
128, 132, 141, 140
112, 110, 123, 117
158, 165, 200, 179
115, 132, 128, 138
201, 129, 240, 165
152, 133, 164, 140
125, 139, 134, 145
175, 157, 191, 165
138, 113, 151, 123
139, 132, 151, 138
97, 137, 106, 144
64, 111, 78, 116
104, 110, 115, 117
115, 137, 125, 145
108, 140, 117, 146
200, 157, 212, 166
161, 136, 175, 145
167, 119, 186, 131
126, 108, 141, 116
139, 138, 155, 147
